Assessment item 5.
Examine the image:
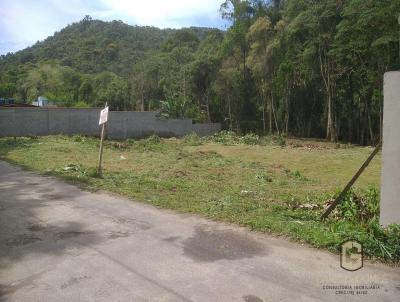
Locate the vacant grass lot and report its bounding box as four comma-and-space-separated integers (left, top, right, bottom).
0, 133, 399, 262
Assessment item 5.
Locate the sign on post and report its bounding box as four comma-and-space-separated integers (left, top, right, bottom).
99, 106, 109, 125
97, 103, 108, 175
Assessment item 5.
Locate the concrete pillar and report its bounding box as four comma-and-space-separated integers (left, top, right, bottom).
380, 71, 400, 226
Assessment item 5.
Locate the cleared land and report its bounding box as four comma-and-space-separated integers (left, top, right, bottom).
0, 134, 398, 262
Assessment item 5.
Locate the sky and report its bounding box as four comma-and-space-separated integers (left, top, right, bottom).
0, 0, 229, 55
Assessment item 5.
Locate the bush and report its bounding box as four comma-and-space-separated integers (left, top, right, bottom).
272, 135, 286, 147
364, 221, 400, 262
183, 133, 203, 146
207, 131, 263, 145
72, 101, 91, 108
146, 134, 161, 144
208, 131, 239, 145
336, 187, 379, 222
72, 135, 86, 142
340, 219, 400, 262
327, 187, 400, 261
59, 163, 89, 178
239, 133, 260, 145
135, 135, 162, 151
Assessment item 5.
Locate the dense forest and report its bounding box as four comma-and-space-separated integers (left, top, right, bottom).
1, 0, 399, 144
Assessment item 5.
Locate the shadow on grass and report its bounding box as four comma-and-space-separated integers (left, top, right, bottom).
0, 137, 38, 156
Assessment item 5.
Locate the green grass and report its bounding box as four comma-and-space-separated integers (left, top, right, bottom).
0, 134, 399, 263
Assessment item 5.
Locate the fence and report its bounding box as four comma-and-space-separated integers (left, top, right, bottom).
0, 108, 221, 139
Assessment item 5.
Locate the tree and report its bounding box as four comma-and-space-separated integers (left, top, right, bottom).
1, 9, 399, 144
220, 0, 257, 126
93, 71, 128, 110
247, 16, 275, 133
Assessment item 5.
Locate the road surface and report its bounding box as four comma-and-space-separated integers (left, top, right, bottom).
0, 161, 398, 301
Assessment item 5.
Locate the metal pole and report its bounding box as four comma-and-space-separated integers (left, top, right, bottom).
97, 123, 105, 175
97, 102, 107, 176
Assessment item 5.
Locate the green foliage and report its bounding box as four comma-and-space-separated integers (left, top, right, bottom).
56, 163, 98, 180
208, 130, 240, 145
207, 131, 262, 146
272, 135, 286, 147
160, 96, 203, 121
0, 18, 216, 115
72, 135, 86, 143
133, 135, 164, 152
0, 82, 16, 97
183, 133, 203, 146
239, 133, 260, 145
285, 169, 309, 181
360, 221, 400, 262
73, 101, 91, 108
1, 2, 398, 145
336, 188, 380, 222
162, 29, 200, 52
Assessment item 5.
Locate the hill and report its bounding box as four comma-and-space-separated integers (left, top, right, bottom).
0, 16, 222, 111
0, 16, 215, 77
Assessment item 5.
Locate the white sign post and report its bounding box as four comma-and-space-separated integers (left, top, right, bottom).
97, 103, 109, 175
99, 106, 109, 126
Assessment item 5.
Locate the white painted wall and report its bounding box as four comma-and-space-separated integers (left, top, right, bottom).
380, 71, 400, 226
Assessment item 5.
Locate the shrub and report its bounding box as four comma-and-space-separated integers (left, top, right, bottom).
336, 188, 379, 222
183, 133, 203, 146
272, 135, 286, 147
72, 135, 86, 143
208, 131, 239, 145
208, 131, 263, 145
146, 134, 161, 144
240, 133, 260, 145
135, 135, 162, 151
355, 219, 400, 262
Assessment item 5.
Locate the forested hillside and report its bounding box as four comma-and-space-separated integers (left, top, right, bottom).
1, 0, 399, 145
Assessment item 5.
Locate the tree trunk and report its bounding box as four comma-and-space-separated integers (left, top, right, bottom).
326, 92, 333, 141
284, 82, 290, 136
183, 71, 186, 103
262, 106, 266, 133
141, 91, 144, 111
285, 95, 289, 135
379, 98, 383, 142
228, 94, 233, 131
271, 92, 279, 135
367, 108, 373, 144
206, 93, 211, 123
268, 97, 273, 134
319, 44, 335, 142
307, 89, 317, 137
357, 99, 361, 143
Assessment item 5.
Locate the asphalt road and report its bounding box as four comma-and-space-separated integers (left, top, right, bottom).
0, 161, 399, 302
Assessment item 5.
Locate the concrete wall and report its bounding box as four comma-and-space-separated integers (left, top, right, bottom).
0, 108, 221, 139
192, 123, 222, 137
380, 71, 400, 226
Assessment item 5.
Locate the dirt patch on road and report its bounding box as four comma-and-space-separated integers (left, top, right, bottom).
183, 225, 266, 262
56, 231, 88, 240
243, 295, 264, 302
